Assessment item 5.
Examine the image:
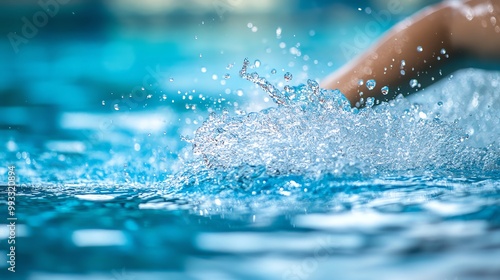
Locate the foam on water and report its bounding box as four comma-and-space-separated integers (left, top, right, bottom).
178, 59, 499, 188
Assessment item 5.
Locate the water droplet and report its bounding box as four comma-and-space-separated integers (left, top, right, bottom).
271, 69, 277, 74
410, 79, 418, 88
366, 79, 376, 90
417, 46, 423, 52
307, 79, 319, 91
276, 27, 282, 38
254, 60, 261, 68
465, 10, 474, 21
284, 72, 293, 82
381, 86, 389, 95
365, 97, 375, 108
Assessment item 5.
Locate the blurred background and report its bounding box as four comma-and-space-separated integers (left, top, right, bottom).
0, 0, 439, 140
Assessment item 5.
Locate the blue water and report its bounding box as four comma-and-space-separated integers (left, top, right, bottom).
1, 5, 500, 280
1, 63, 499, 280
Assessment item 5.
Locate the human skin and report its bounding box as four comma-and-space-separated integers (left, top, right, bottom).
321, 0, 500, 107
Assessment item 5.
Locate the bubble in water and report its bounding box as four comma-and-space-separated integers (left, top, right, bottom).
254, 60, 261, 68
169, 78, 174, 82
410, 79, 418, 88
400, 70, 406, 76
417, 46, 423, 52
114, 104, 120, 111
101, 100, 106, 106
224, 73, 231, 79
381, 86, 389, 95
440, 48, 447, 55
400, 60, 406, 68
226, 63, 234, 70
201, 67, 207, 73
284, 72, 293, 82
358, 79, 364, 86
271, 69, 277, 74
437, 101, 443, 106
366, 79, 376, 90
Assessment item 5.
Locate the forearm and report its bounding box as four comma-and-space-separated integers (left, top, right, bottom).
321, 0, 500, 106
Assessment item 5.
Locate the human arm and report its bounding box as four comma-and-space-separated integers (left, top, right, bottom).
321, 0, 500, 106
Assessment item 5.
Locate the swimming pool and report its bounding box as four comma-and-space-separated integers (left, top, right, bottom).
1, 1, 499, 279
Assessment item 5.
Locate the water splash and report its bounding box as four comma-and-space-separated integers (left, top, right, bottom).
183, 59, 499, 187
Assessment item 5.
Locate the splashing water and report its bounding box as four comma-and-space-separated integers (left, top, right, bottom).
177, 59, 500, 190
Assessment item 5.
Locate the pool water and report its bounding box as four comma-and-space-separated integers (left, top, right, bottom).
1, 3, 500, 280
1, 64, 499, 280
